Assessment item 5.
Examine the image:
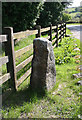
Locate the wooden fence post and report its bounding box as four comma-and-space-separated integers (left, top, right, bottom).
65, 23, 66, 36
4, 27, 17, 91
36, 25, 41, 38
63, 23, 64, 38
56, 25, 58, 47
61, 23, 63, 38
50, 24, 52, 41
60, 24, 62, 42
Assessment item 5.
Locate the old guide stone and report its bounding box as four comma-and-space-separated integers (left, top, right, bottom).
30, 38, 56, 91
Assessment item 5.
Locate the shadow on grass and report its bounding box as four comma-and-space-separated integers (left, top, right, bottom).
2, 83, 47, 108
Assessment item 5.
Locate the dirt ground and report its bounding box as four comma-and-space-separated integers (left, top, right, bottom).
67, 25, 82, 41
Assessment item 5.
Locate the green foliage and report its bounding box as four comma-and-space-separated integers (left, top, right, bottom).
61, 13, 71, 22
2, 2, 70, 32
36, 2, 68, 27
2, 2, 43, 32
64, 6, 82, 23
54, 30, 80, 65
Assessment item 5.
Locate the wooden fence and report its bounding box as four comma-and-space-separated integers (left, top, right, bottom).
0, 22, 66, 91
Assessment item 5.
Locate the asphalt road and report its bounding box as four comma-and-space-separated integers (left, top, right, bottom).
66, 25, 82, 41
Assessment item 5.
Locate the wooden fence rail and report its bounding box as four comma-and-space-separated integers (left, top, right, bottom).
0, 22, 66, 91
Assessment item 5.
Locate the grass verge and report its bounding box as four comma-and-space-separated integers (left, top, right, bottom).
2, 28, 81, 119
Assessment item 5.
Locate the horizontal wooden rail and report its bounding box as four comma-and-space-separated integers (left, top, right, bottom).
41, 27, 50, 33
15, 44, 33, 58
0, 73, 11, 85
61, 23, 63, 25
58, 35, 61, 39
13, 30, 38, 40
16, 55, 33, 73
61, 32, 63, 35
58, 38, 61, 43
58, 30, 61, 34
16, 68, 31, 87
0, 35, 7, 43
61, 34, 63, 38
61, 28, 64, 31
64, 31, 66, 34
58, 24, 61, 27
63, 27, 65, 29
64, 33, 66, 36
0, 56, 9, 67
52, 26, 57, 30
61, 35, 63, 38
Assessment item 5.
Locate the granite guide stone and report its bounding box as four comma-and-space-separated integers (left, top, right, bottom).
30, 38, 56, 91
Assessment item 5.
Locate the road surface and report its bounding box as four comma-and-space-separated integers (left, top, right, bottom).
66, 25, 82, 41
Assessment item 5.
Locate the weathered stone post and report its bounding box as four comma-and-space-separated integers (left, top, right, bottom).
30, 38, 56, 92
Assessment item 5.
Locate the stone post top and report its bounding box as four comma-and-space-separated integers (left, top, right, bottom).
34, 37, 51, 43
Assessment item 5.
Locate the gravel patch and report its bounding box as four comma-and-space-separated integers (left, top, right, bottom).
67, 25, 82, 40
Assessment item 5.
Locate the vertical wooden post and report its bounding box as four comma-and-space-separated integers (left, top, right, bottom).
4, 27, 17, 91
61, 23, 63, 38
63, 23, 64, 38
50, 24, 52, 41
56, 25, 58, 47
60, 24, 62, 42
36, 25, 41, 38
65, 23, 66, 36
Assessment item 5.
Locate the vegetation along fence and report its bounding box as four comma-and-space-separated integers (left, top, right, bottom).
0, 22, 66, 91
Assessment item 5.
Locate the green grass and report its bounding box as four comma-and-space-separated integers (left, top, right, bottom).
65, 7, 75, 12
54, 30, 80, 65
2, 28, 81, 118
14, 34, 35, 51
2, 63, 81, 118
1, 34, 35, 74
70, 12, 81, 17
64, 6, 82, 23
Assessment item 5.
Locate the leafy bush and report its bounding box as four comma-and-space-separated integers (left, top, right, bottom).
54, 37, 80, 65
61, 13, 71, 22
